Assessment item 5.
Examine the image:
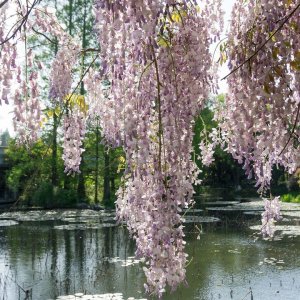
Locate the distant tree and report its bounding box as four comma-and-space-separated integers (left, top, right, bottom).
0, 130, 10, 146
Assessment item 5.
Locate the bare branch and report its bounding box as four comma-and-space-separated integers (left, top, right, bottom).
31, 27, 57, 44
0, 0, 9, 9
81, 48, 101, 53
0, 0, 38, 46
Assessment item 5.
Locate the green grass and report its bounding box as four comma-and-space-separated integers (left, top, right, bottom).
281, 191, 300, 203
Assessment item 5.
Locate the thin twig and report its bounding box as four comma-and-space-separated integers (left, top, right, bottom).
138, 60, 154, 90
32, 27, 57, 44
279, 102, 300, 155
81, 47, 101, 53
152, 44, 163, 172
212, 36, 228, 62
0, 0, 39, 46
0, 0, 9, 9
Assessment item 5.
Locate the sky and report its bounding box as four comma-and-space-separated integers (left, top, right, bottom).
0, 0, 235, 136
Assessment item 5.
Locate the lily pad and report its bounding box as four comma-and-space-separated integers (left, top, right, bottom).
249, 224, 300, 236
0, 209, 116, 223
54, 223, 117, 230
206, 207, 250, 212
55, 293, 145, 300
243, 211, 262, 216
182, 208, 203, 214
182, 216, 220, 223
103, 256, 144, 267
203, 201, 240, 206
0, 220, 18, 227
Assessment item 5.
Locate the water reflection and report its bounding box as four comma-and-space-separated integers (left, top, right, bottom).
0, 220, 300, 300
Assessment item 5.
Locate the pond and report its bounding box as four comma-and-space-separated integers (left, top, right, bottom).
0, 209, 300, 300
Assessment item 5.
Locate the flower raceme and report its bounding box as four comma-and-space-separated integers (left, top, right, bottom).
220, 0, 300, 192
93, 0, 222, 296
261, 197, 282, 238
199, 0, 300, 241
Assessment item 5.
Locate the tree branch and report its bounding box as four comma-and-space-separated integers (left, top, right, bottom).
32, 27, 57, 44
222, 2, 300, 80
0, 0, 9, 9
152, 44, 163, 172
0, 0, 38, 46
81, 48, 101, 53
279, 102, 300, 156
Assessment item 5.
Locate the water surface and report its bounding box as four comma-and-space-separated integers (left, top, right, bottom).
0, 213, 300, 299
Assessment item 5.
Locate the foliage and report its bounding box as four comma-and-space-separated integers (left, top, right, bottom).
5, 131, 121, 207
32, 182, 77, 208
281, 192, 300, 203
5, 139, 52, 196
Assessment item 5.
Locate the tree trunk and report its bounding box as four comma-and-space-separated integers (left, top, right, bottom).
103, 149, 111, 207
77, 155, 86, 202
110, 175, 115, 195
51, 113, 58, 186
52, 5, 58, 189
94, 121, 99, 203
76, 0, 88, 202
68, 0, 73, 36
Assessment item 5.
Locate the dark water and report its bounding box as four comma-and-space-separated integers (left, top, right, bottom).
0, 219, 300, 300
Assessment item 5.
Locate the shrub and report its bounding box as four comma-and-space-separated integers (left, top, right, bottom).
32, 182, 77, 208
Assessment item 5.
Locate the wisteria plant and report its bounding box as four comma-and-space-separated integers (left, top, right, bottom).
1, 0, 299, 296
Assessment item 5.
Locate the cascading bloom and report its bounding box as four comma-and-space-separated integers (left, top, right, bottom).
49, 46, 79, 101
199, 0, 300, 237
32, 7, 81, 102
62, 107, 86, 175
94, 0, 222, 296
261, 196, 282, 237
0, 4, 16, 105
220, 0, 300, 192
1, 2, 42, 143
1, 2, 82, 154
1, 3, 76, 144
36, 9, 84, 173
34, 7, 84, 171
13, 48, 42, 145
84, 69, 106, 125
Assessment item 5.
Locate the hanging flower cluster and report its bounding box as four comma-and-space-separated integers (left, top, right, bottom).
49, 46, 79, 101
198, 0, 300, 237
218, 0, 300, 192
261, 196, 282, 237
1, 2, 85, 170
1, 2, 41, 144
13, 48, 42, 145
62, 105, 86, 174
0, 4, 16, 105
84, 69, 106, 123
33, 8, 84, 171
31, 7, 81, 102
1, 3, 67, 144
94, 0, 222, 296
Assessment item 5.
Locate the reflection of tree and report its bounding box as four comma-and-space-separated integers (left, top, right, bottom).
49, 228, 59, 297
63, 230, 71, 294
5, 222, 298, 299
75, 229, 85, 291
